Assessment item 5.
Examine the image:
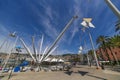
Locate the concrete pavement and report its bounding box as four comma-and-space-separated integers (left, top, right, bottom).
1, 65, 120, 80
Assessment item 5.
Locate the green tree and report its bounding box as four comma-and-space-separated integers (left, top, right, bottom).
88, 50, 94, 61
107, 35, 120, 65
105, 41, 117, 65
96, 35, 111, 61
97, 46, 105, 61
109, 35, 120, 47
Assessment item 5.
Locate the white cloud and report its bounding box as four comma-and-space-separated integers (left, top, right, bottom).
73, 0, 82, 15
41, 17, 58, 39
29, 1, 59, 40
68, 26, 79, 44
46, 7, 53, 20
67, 0, 83, 44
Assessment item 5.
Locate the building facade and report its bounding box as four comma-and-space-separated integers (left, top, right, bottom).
96, 47, 120, 61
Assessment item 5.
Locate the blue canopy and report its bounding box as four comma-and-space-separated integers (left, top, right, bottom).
19, 61, 29, 66
14, 66, 20, 72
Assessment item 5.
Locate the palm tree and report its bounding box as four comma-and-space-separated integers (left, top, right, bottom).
98, 46, 105, 61
107, 35, 120, 65
88, 50, 94, 60
96, 35, 111, 61
105, 41, 117, 65
109, 35, 120, 47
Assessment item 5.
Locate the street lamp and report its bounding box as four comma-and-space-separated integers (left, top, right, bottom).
79, 46, 83, 51
0, 32, 18, 77
81, 18, 100, 69
78, 46, 83, 63
84, 41, 90, 66
8, 46, 22, 80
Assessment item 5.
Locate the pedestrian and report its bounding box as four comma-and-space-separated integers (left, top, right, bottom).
101, 63, 105, 70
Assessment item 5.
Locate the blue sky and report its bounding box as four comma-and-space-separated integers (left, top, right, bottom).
0, 0, 120, 54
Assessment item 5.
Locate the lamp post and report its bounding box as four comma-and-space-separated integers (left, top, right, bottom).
81, 18, 100, 69
0, 32, 18, 77
88, 30, 99, 69
8, 46, 22, 80
78, 46, 83, 64
84, 40, 90, 66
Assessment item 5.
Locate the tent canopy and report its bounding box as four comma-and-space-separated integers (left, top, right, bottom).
44, 58, 64, 62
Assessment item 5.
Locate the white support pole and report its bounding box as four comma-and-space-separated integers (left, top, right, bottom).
38, 35, 44, 61
36, 49, 38, 61
105, 0, 120, 19
4, 40, 9, 53
43, 16, 78, 59
0, 36, 18, 76
113, 52, 119, 65
32, 36, 37, 61
0, 37, 9, 50
81, 18, 100, 68
88, 31, 99, 68
43, 46, 57, 62
39, 46, 48, 63
20, 38, 36, 62
84, 41, 90, 66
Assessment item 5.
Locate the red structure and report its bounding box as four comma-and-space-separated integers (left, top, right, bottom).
96, 47, 120, 61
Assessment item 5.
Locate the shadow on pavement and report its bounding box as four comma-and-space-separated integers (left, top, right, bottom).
75, 66, 83, 68
0, 76, 4, 80
64, 70, 88, 76
78, 70, 88, 76
0, 74, 18, 80
64, 71, 73, 76
87, 74, 107, 80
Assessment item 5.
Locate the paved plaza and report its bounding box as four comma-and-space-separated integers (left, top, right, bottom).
1, 65, 120, 80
